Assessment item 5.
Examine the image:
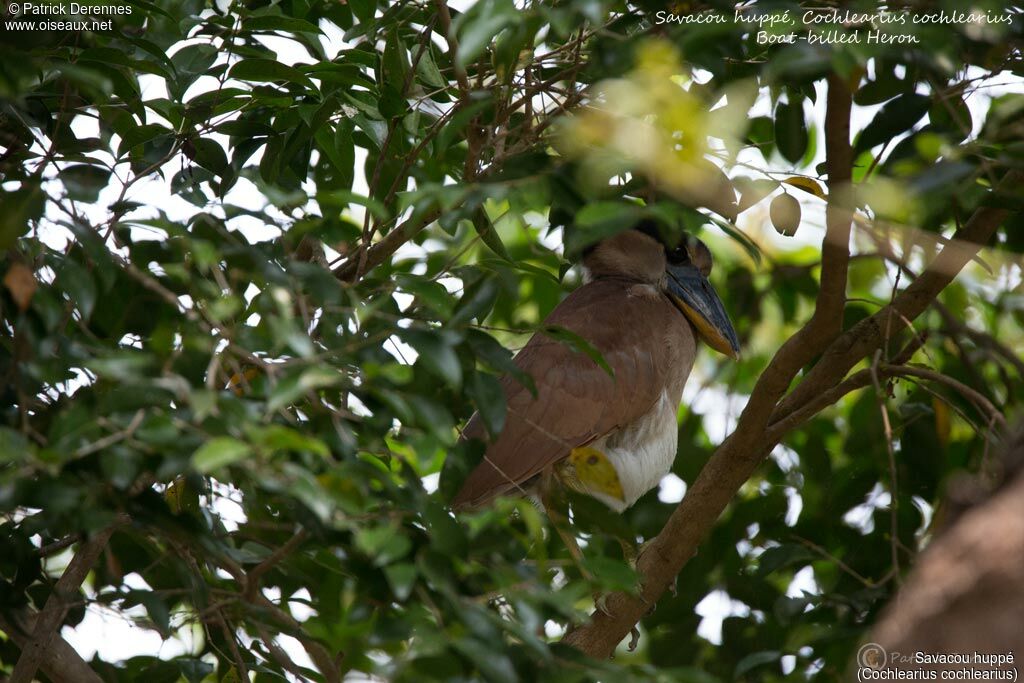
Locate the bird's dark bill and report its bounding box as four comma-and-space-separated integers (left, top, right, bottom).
666, 264, 741, 359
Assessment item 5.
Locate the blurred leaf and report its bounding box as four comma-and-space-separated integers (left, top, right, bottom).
59, 165, 111, 203
455, 0, 517, 68
467, 370, 506, 438
735, 650, 781, 677
774, 99, 808, 164
755, 544, 816, 577
401, 329, 463, 388
229, 58, 314, 89
192, 437, 251, 473
472, 210, 511, 261
567, 201, 644, 254
855, 93, 931, 154
542, 326, 613, 377
782, 176, 826, 200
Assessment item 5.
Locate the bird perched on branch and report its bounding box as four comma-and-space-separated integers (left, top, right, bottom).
451, 221, 740, 514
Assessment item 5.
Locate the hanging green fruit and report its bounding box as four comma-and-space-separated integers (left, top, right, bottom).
770, 193, 801, 237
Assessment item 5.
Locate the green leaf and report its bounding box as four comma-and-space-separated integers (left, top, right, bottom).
0, 183, 45, 249
56, 259, 97, 320
249, 425, 330, 457
467, 370, 506, 438
384, 563, 418, 601
193, 437, 252, 473
172, 43, 217, 77
856, 93, 931, 153
466, 329, 534, 394
416, 46, 446, 89
709, 216, 763, 265
735, 650, 781, 677
267, 367, 343, 413
854, 67, 908, 106
0, 428, 32, 462
471, 210, 511, 261
401, 329, 462, 388
100, 448, 139, 490
117, 123, 173, 158
243, 15, 322, 34
355, 524, 411, 565
449, 273, 499, 327
755, 544, 816, 577
567, 201, 644, 255
397, 275, 455, 318
581, 554, 638, 592
178, 659, 215, 683
929, 93, 973, 142
746, 115, 775, 157
382, 26, 409, 85
454, 638, 518, 683
774, 99, 807, 165
229, 58, 314, 90
542, 326, 613, 378
59, 165, 111, 203
317, 189, 388, 221
455, 0, 517, 68
189, 138, 228, 175
134, 591, 171, 635
422, 501, 467, 556
908, 161, 975, 195
314, 122, 355, 191
734, 176, 778, 214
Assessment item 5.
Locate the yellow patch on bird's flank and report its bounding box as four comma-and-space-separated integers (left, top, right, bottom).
569, 446, 625, 502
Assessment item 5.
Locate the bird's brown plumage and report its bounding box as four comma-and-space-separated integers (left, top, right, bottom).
452, 231, 697, 509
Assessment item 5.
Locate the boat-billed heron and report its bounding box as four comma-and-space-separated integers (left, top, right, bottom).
451, 221, 739, 512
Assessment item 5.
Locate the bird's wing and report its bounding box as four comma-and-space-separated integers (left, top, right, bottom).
451, 279, 692, 509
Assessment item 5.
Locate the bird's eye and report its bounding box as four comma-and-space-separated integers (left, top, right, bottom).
668, 245, 688, 263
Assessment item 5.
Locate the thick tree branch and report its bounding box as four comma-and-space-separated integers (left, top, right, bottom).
817, 72, 855, 337
772, 168, 1024, 423
10, 516, 128, 683
561, 86, 1020, 657
867, 430, 1024, 668
562, 71, 858, 659
0, 608, 103, 683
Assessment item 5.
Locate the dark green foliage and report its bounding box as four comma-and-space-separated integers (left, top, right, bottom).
1, 0, 1022, 681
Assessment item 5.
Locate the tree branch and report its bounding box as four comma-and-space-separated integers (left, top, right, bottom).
244, 528, 309, 597
560, 89, 1020, 657
433, 0, 470, 95
10, 515, 128, 683
878, 363, 1007, 430
868, 430, 1024, 663
0, 608, 103, 683
332, 208, 443, 283
772, 169, 1024, 423
816, 72, 855, 337
765, 335, 927, 441
0, 610, 102, 683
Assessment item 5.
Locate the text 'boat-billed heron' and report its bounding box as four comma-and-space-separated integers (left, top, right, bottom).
451, 222, 740, 513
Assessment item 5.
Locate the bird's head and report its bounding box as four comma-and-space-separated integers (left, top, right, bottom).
663, 231, 741, 359
582, 222, 741, 359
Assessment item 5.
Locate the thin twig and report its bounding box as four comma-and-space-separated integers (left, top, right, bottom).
870, 350, 902, 584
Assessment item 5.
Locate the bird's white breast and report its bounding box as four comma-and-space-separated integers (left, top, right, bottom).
587, 389, 680, 511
